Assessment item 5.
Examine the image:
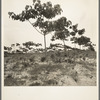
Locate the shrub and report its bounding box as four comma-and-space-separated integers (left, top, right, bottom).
4, 51, 9, 57
65, 58, 74, 63
29, 56, 35, 62
50, 54, 55, 59
22, 62, 30, 67
54, 57, 62, 63
55, 51, 61, 57
41, 57, 46, 62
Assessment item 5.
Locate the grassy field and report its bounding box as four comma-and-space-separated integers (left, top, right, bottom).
4, 50, 97, 86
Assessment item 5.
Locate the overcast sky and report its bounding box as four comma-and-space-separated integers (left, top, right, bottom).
2, 0, 98, 49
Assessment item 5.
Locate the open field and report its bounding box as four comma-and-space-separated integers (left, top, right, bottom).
4, 50, 97, 86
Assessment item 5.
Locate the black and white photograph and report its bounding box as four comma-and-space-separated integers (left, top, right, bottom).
3, 0, 98, 86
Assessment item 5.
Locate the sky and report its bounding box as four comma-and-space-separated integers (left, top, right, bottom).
2, 0, 98, 50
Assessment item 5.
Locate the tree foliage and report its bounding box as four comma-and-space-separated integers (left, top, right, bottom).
8, 0, 63, 57
77, 36, 90, 46
23, 41, 42, 48
8, 0, 95, 54
8, 0, 62, 34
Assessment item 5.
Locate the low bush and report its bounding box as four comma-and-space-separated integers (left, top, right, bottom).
54, 57, 62, 63
55, 51, 61, 57
50, 54, 55, 59
29, 56, 35, 63
22, 62, 30, 67
4, 52, 9, 57
41, 57, 46, 62
65, 58, 74, 63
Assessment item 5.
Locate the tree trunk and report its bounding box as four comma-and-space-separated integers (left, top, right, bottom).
63, 40, 66, 52
74, 43, 76, 49
80, 45, 81, 50
74, 43, 76, 62
44, 35, 47, 57
63, 40, 67, 57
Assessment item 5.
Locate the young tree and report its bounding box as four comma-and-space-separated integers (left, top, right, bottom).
77, 36, 90, 49
8, 0, 62, 57
51, 17, 71, 53
51, 17, 79, 56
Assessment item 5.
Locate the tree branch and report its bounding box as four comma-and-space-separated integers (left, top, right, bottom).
28, 20, 53, 37
28, 20, 43, 35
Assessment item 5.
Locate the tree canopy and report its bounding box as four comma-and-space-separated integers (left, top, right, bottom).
8, 0, 95, 54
